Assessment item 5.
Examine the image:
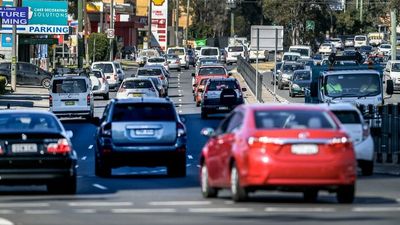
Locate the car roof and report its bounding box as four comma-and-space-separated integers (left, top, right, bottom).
326, 103, 359, 112
199, 65, 226, 68
208, 77, 236, 82
293, 69, 311, 73
112, 97, 172, 104
324, 69, 380, 75
242, 103, 329, 112
284, 52, 301, 55
283, 61, 303, 65
52, 75, 89, 80
389, 60, 400, 63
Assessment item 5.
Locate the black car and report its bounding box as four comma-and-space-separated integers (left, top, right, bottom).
187, 49, 196, 66
95, 98, 187, 177
0, 110, 77, 194
0, 62, 52, 88
358, 45, 373, 56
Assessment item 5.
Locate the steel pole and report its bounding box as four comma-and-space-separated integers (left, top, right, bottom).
78, 0, 83, 68
148, 0, 152, 49
10, 0, 18, 91
391, 9, 397, 61
256, 28, 259, 102
230, 10, 234, 37
175, 0, 179, 46
273, 28, 278, 102
109, 0, 114, 61
185, 0, 189, 46
360, 0, 363, 23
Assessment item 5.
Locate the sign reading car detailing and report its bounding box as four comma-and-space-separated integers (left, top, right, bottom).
0, 7, 29, 25
22, 0, 68, 26
151, 0, 168, 51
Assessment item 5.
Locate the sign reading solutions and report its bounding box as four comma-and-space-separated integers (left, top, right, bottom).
22, 0, 68, 26
151, 0, 168, 51
0, 7, 29, 25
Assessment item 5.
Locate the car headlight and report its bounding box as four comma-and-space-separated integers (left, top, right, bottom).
292, 84, 301, 89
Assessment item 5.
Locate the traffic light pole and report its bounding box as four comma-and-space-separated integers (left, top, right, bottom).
10, 0, 18, 91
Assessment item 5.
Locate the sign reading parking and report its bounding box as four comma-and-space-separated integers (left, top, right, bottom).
0, 7, 29, 25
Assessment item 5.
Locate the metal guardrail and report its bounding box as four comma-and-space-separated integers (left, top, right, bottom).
237, 56, 263, 102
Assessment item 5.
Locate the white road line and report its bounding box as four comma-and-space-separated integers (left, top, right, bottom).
24, 210, 60, 215
0, 210, 14, 214
179, 110, 183, 113
189, 208, 253, 213
111, 208, 177, 214
224, 201, 234, 205
178, 90, 182, 92
178, 85, 181, 88
148, 201, 211, 206
179, 94, 183, 97
81, 156, 87, 160
196, 165, 201, 168
92, 184, 108, 190
68, 202, 133, 207
88, 145, 93, 149
74, 209, 97, 214
178, 99, 182, 102
0, 218, 14, 225
188, 155, 193, 159
352, 207, 400, 212
0, 203, 50, 208
265, 207, 336, 213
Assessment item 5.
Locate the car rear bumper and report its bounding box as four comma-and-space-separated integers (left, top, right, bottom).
51, 109, 92, 117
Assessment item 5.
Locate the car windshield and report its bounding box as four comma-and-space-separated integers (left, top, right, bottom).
283, 55, 300, 61
167, 49, 185, 55
112, 103, 175, 122
324, 74, 381, 97
282, 64, 303, 72
254, 110, 337, 129
137, 69, 162, 76
139, 51, 158, 57
122, 80, 153, 89
0, 113, 61, 132
381, 45, 390, 49
332, 110, 361, 124
322, 43, 331, 47
355, 36, 366, 41
392, 63, 400, 72
148, 58, 165, 63
93, 63, 113, 73
207, 80, 239, 91
361, 46, 372, 51
290, 48, 309, 56
228, 46, 244, 52
293, 71, 311, 81
313, 55, 322, 60
52, 79, 87, 93
198, 67, 226, 75
201, 48, 218, 56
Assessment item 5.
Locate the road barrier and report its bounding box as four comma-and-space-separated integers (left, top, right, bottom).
237, 56, 263, 102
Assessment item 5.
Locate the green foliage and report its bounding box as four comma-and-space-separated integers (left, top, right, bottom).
88, 33, 109, 62
0, 76, 6, 94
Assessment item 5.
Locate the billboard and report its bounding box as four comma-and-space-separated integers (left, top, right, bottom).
151, 0, 168, 51
22, 0, 68, 25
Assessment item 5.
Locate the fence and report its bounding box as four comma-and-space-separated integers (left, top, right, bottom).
237, 56, 263, 102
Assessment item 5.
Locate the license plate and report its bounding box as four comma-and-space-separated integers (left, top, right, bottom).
12, 143, 38, 153
218, 106, 229, 110
131, 93, 142, 97
135, 129, 155, 136
65, 101, 75, 106
291, 144, 318, 155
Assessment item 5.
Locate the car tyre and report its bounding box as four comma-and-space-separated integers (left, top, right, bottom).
303, 189, 319, 203
196, 101, 200, 107
41, 78, 51, 89
201, 111, 208, 119
361, 161, 374, 176
178, 68, 181, 72
47, 176, 77, 194
167, 153, 186, 177
336, 185, 355, 204
201, 163, 218, 198
231, 163, 247, 202
95, 155, 112, 178
103, 92, 110, 100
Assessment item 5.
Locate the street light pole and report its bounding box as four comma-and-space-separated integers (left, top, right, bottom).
185, 0, 189, 46
148, 0, 152, 49
109, 0, 114, 61
175, 0, 179, 46
10, 0, 18, 91
77, 0, 83, 68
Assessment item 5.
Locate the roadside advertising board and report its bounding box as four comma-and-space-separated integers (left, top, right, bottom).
151, 0, 168, 51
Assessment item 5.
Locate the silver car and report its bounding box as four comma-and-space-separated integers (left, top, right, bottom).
116, 77, 159, 99
89, 69, 110, 100
165, 54, 181, 71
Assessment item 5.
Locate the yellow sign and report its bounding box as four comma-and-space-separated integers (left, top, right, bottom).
152, 0, 165, 6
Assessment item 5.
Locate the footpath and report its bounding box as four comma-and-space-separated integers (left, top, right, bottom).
232, 66, 400, 176
0, 85, 48, 110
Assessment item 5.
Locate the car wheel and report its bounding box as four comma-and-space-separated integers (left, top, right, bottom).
201, 163, 218, 198
201, 111, 208, 119
336, 185, 355, 204
41, 78, 51, 88
95, 155, 112, 178
185, 65, 189, 70
47, 176, 77, 194
167, 152, 186, 177
178, 68, 181, 72
231, 163, 247, 202
303, 189, 319, 203
103, 92, 110, 100
361, 161, 374, 176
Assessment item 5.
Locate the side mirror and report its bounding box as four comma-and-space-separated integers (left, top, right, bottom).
192, 73, 195, 77
386, 79, 394, 95
241, 87, 247, 92
65, 130, 73, 139
200, 127, 215, 137
91, 117, 101, 126
228, 72, 233, 76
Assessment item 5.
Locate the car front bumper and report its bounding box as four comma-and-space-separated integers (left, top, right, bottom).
354, 136, 374, 161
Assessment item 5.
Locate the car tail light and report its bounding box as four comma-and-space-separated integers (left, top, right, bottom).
113, 73, 117, 80
0, 145, 3, 155
86, 94, 91, 106
176, 59, 180, 63
328, 136, 352, 149
362, 123, 370, 141
159, 75, 165, 80
248, 137, 283, 146
101, 123, 112, 137
49, 95, 53, 107
177, 122, 186, 137
47, 139, 71, 154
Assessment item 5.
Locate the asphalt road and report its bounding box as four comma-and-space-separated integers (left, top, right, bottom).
0, 66, 399, 225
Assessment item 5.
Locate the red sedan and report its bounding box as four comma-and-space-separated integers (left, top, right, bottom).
200, 104, 357, 203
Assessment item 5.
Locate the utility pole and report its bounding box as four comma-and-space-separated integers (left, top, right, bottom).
391, 9, 397, 61
84, 0, 89, 66
185, 0, 189, 47
10, 0, 17, 91
356, 0, 359, 10
109, 0, 114, 61
148, 0, 152, 49
231, 10, 234, 37
77, 0, 83, 68
360, 0, 363, 23
175, 0, 179, 46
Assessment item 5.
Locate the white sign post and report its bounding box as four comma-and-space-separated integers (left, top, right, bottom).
107, 28, 115, 39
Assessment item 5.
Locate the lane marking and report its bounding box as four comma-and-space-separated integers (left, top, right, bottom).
68, 202, 133, 207
178, 90, 182, 92
179, 110, 183, 113
92, 184, 108, 190
24, 209, 60, 214
224, 201, 234, 205
81, 156, 87, 160
188, 155, 193, 159
111, 208, 177, 214
196, 165, 201, 168
0, 203, 49, 208
0, 210, 14, 214
0, 218, 14, 225
148, 201, 211, 206
178, 99, 182, 102
74, 209, 97, 214
88, 145, 93, 149
189, 208, 253, 213
352, 207, 400, 212
265, 207, 336, 213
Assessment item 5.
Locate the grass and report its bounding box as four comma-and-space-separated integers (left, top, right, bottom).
251, 61, 275, 71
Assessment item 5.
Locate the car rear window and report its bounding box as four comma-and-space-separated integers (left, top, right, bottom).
112, 103, 176, 122
0, 114, 61, 132
332, 110, 361, 124
199, 67, 226, 75
167, 49, 185, 55
207, 80, 239, 91
201, 48, 218, 56
0, 63, 10, 70
228, 46, 244, 52
254, 110, 337, 129
122, 80, 153, 89
93, 63, 113, 73
52, 79, 87, 93
137, 69, 162, 76
293, 71, 311, 80
148, 58, 165, 63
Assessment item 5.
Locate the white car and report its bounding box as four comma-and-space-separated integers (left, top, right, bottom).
49, 75, 94, 119
136, 66, 169, 95
198, 47, 220, 62
282, 52, 301, 62
226, 45, 247, 64
91, 61, 123, 89
328, 103, 374, 176
89, 69, 110, 100
319, 43, 336, 55
378, 44, 391, 55
136, 49, 160, 67
330, 38, 344, 50
116, 77, 159, 99
384, 60, 400, 91
146, 57, 169, 71
167, 47, 189, 69
344, 38, 355, 47
354, 35, 369, 48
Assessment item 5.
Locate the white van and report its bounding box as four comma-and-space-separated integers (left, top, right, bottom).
282, 52, 301, 62
289, 45, 312, 59
226, 45, 247, 64
91, 62, 123, 89
354, 35, 369, 48
384, 60, 400, 91
167, 47, 189, 69
49, 75, 94, 119
198, 47, 220, 62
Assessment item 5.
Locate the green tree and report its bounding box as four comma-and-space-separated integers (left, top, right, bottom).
88, 33, 109, 62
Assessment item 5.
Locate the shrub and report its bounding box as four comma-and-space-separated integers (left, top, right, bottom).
0, 76, 6, 94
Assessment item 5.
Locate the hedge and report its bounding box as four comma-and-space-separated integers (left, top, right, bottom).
0, 76, 6, 94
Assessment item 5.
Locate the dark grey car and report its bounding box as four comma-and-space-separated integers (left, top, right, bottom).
277, 62, 304, 90
289, 70, 312, 97
0, 62, 52, 88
